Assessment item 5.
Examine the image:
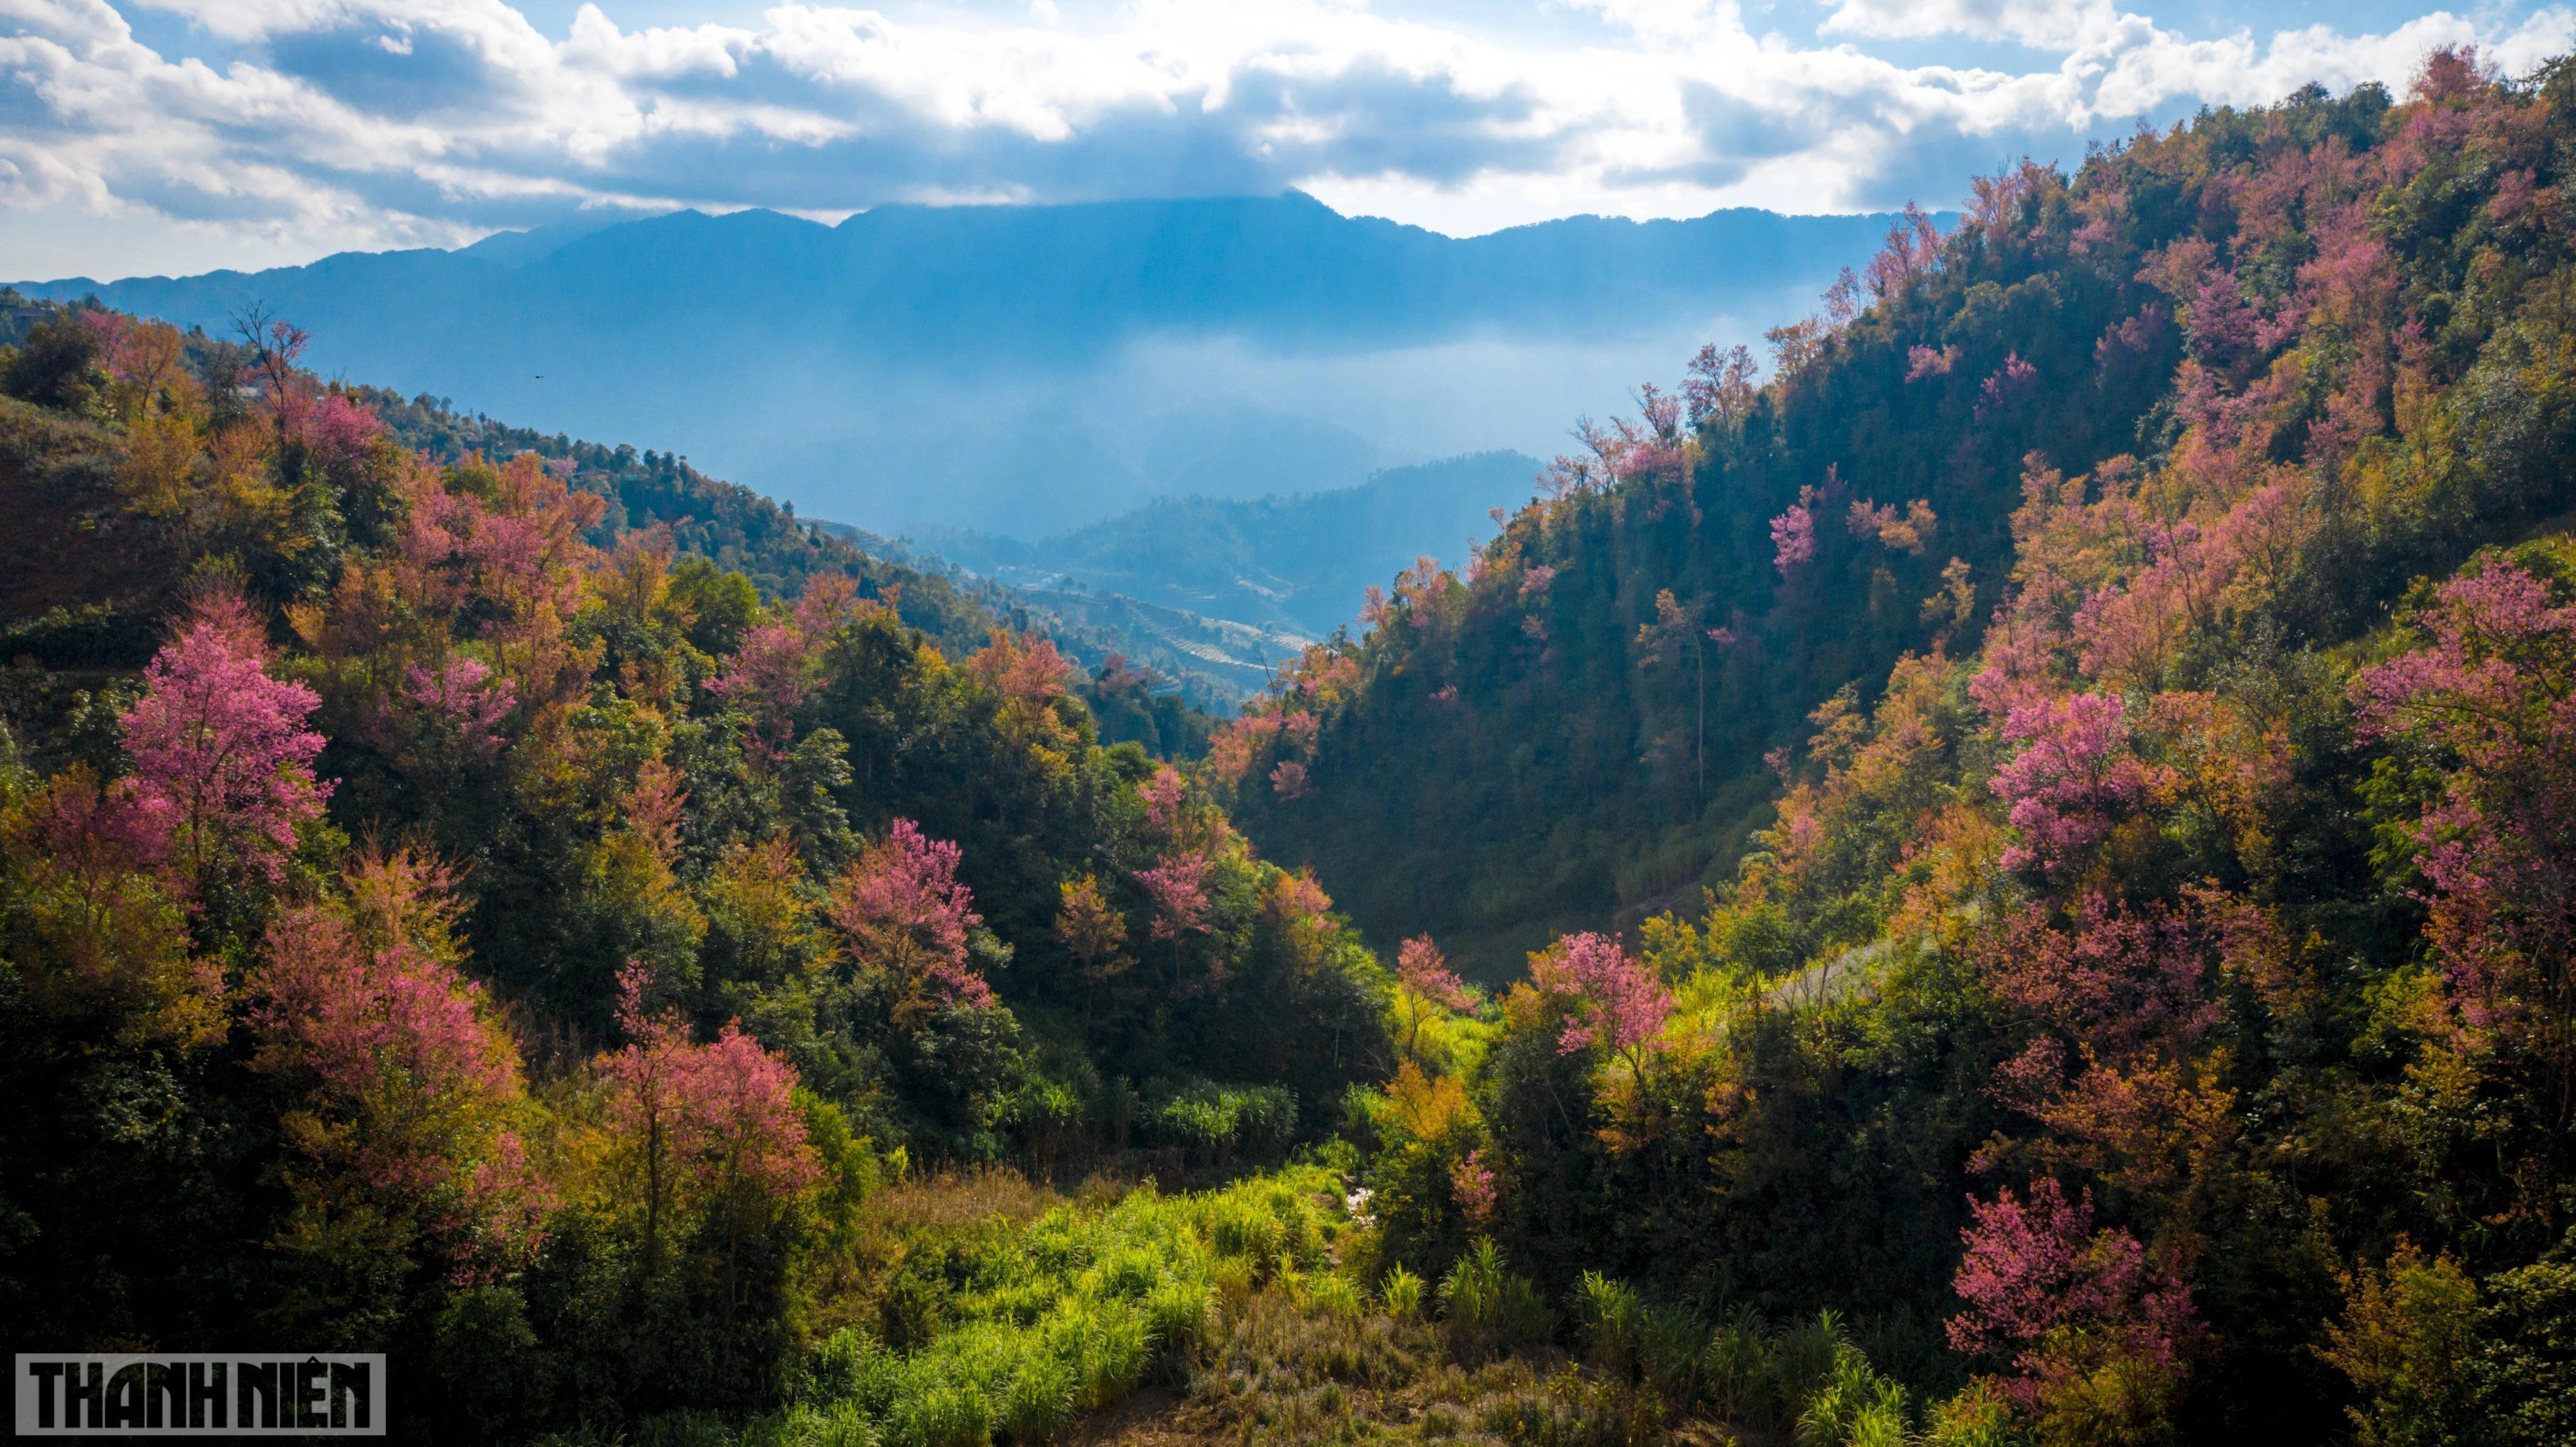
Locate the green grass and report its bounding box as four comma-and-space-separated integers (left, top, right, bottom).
542, 1170, 1987, 1447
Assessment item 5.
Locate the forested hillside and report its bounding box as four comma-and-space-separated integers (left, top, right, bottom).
1224, 57, 2576, 973
1187, 45, 2576, 1446
0, 292, 1376, 1436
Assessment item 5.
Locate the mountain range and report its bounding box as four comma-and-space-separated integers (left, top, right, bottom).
908, 450, 1539, 643
15, 195, 1909, 542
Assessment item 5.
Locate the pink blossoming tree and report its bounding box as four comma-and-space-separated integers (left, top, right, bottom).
1137, 853, 1212, 987
1396, 934, 1476, 1060
601, 964, 818, 1277
400, 655, 517, 758
1451, 1148, 1500, 1228
249, 848, 551, 1280
1531, 931, 1671, 1072
1949, 1177, 2197, 1417
2355, 556, 2576, 1097
826, 819, 993, 1012
1989, 692, 2153, 879
1770, 504, 1817, 579
120, 592, 333, 892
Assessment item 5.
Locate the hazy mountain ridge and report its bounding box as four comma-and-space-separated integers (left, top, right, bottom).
914, 450, 1542, 640
13, 196, 1915, 538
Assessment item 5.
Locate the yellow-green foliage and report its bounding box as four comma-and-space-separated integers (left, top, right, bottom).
781, 1167, 1341, 1446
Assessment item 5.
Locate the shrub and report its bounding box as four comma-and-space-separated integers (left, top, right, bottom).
1797, 1346, 1909, 1447
1702, 1307, 1775, 1427
1636, 1302, 1708, 1405
1381, 1263, 1425, 1319
1144, 1080, 1297, 1164
1577, 1272, 1646, 1380
1145, 1277, 1213, 1356
1440, 1238, 1556, 1357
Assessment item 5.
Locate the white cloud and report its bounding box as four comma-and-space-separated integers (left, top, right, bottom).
1819, 0, 2121, 50
1, 0, 2570, 279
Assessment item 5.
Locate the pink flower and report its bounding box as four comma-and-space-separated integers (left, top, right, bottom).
1139, 766, 1187, 830
968, 630, 1074, 707
1398, 934, 1476, 1012
1137, 853, 1212, 943
1770, 504, 1816, 578
1684, 342, 1761, 428
1270, 760, 1313, 799
249, 851, 552, 1278
1989, 692, 2149, 878
1531, 931, 1671, 1067
120, 593, 332, 887
299, 392, 384, 477
1363, 585, 1391, 629
1948, 1178, 2197, 1406
1974, 352, 2039, 420
711, 621, 819, 753
827, 820, 993, 1008
2353, 560, 2576, 1057
603, 965, 818, 1245
1973, 892, 2230, 1059
401, 655, 516, 756
1451, 1148, 1499, 1228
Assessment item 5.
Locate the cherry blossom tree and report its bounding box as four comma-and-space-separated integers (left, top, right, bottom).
1949, 1177, 2197, 1416
708, 621, 817, 749
1451, 1148, 1500, 1228
1531, 932, 1671, 1071
1989, 692, 2153, 879
1138, 855, 1210, 941
2355, 557, 2576, 1101
1683, 342, 1759, 429
300, 392, 385, 482
1973, 892, 2230, 1062
1907, 343, 1960, 380
1139, 766, 1187, 831
1975, 352, 2039, 419
120, 591, 332, 891
601, 965, 817, 1277
1400, 935, 1476, 1013
966, 629, 1074, 707
826, 819, 992, 1011
1137, 853, 1212, 987
1397, 934, 1476, 1060
1770, 503, 1817, 579
400, 655, 516, 758
249, 848, 550, 1280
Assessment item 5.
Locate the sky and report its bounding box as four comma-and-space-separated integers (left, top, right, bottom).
3, 0, 2572, 281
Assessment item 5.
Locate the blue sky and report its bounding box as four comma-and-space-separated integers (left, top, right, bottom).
5, 0, 2572, 280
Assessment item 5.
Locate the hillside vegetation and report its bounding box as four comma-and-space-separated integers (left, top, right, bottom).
1225, 55, 2576, 972
13, 45, 2576, 1447
0, 292, 1376, 1438
1188, 45, 2576, 1446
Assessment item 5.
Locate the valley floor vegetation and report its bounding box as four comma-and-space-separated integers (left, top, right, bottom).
11, 40, 2576, 1447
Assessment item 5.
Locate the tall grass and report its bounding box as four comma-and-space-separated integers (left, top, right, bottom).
554, 1172, 1980, 1447
1439, 1238, 1557, 1359
801, 1168, 1336, 1446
